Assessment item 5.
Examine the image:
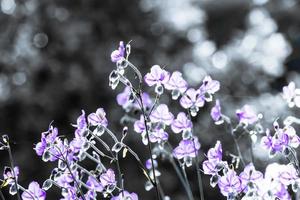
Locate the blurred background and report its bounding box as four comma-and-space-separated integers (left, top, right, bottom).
0, 0, 300, 199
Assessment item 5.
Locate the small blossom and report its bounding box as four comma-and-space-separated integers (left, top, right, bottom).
88, 108, 108, 127
60, 186, 77, 200
149, 128, 168, 143
199, 76, 220, 95
218, 169, 242, 198
180, 88, 205, 116
145, 159, 158, 170
21, 181, 46, 200
173, 137, 201, 160
100, 169, 116, 187
171, 112, 193, 134
111, 191, 138, 200
73, 110, 87, 137
134, 115, 146, 134
279, 164, 298, 186
207, 140, 222, 162
239, 163, 263, 189
35, 126, 59, 157
210, 100, 222, 123
202, 160, 219, 175
111, 41, 125, 63
150, 104, 174, 126
86, 176, 103, 192
144, 65, 170, 87
3, 166, 19, 185
164, 71, 188, 93
236, 105, 258, 125
55, 171, 75, 188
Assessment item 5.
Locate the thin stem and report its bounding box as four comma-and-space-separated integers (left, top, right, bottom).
0, 189, 5, 200
180, 166, 194, 200
115, 153, 124, 196
169, 157, 193, 199
6, 144, 21, 200
192, 142, 204, 200
138, 93, 161, 200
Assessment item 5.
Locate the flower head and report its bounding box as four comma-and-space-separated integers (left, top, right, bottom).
236, 105, 258, 125
21, 181, 46, 200
180, 88, 205, 116
207, 140, 222, 162
144, 65, 170, 87
150, 104, 174, 125
218, 170, 241, 198
111, 41, 125, 63
239, 163, 263, 189
100, 169, 116, 187
164, 71, 188, 94
149, 128, 168, 143
210, 100, 222, 122
173, 137, 201, 160
3, 166, 19, 185
171, 112, 192, 134
86, 176, 103, 192
88, 108, 108, 127
73, 110, 87, 137
200, 76, 220, 95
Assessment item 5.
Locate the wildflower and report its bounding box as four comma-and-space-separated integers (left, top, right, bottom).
173, 137, 200, 167
117, 87, 152, 111
171, 112, 193, 134
34, 126, 59, 159
149, 128, 168, 143
164, 71, 188, 99
150, 104, 174, 126
144, 65, 170, 95
3, 166, 19, 185
86, 176, 103, 192
100, 169, 116, 188
21, 181, 46, 200
199, 76, 220, 102
180, 88, 204, 116
239, 163, 263, 190
207, 140, 222, 162
145, 159, 158, 170
111, 191, 138, 200
60, 186, 77, 200
210, 99, 223, 124
111, 41, 125, 63
72, 110, 87, 138
218, 169, 242, 198
236, 105, 258, 125
88, 108, 108, 127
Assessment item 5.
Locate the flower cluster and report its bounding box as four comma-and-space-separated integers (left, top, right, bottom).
2, 41, 300, 200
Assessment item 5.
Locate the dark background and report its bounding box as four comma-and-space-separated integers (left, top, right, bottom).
0, 0, 300, 199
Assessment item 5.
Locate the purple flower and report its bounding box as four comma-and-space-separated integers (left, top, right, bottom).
70, 136, 86, 154
207, 140, 222, 162
199, 76, 220, 95
21, 181, 46, 200
3, 166, 19, 185
150, 104, 174, 125
35, 126, 59, 157
210, 100, 222, 122
73, 110, 87, 137
134, 115, 146, 134
173, 137, 201, 159
55, 171, 75, 188
236, 105, 258, 125
202, 160, 219, 175
100, 169, 116, 187
117, 87, 152, 110
180, 88, 205, 116
88, 108, 108, 127
144, 65, 170, 87
86, 176, 103, 192
149, 128, 168, 143
111, 41, 125, 63
111, 191, 138, 200
218, 170, 241, 197
164, 71, 188, 93
145, 159, 158, 170
239, 163, 263, 189
171, 112, 193, 134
